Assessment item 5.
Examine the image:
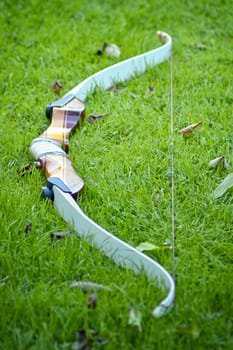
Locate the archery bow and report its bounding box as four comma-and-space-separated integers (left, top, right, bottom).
30, 30, 175, 317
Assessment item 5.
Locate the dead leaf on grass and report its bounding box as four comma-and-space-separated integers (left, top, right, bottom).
87, 293, 97, 309
105, 43, 121, 57
128, 308, 142, 332
50, 231, 72, 243
88, 113, 109, 124
17, 164, 33, 176
97, 43, 121, 57
136, 241, 172, 252
24, 222, 32, 235
51, 79, 63, 94
70, 281, 111, 292
214, 173, 233, 198
75, 328, 106, 350
178, 121, 202, 135
157, 30, 169, 43
208, 156, 225, 169
196, 44, 208, 50
147, 86, 154, 93
108, 85, 122, 94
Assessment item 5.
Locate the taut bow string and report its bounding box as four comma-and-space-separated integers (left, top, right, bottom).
30, 31, 175, 317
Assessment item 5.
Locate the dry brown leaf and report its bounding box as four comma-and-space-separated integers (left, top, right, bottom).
17, 164, 33, 176
51, 79, 63, 94
50, 231, 71, 243
157, 30, 169, 43
88, 113, 109, 124
76, 328, 105, 350
178, 121, 202, 135
87, 293, 97, 309
24, 222, 32, 235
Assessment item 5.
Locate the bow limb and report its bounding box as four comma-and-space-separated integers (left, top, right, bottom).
30, 30, 175, 317
53, 186, 175, 317
63, 31, 172, 102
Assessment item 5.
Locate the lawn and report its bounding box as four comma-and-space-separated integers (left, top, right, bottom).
0, 0, 232, 349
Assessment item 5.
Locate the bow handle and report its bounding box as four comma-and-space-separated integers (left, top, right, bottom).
30, 97, 85, 198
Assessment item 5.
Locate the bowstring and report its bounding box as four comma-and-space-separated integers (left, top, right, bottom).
169, 48, 176, 280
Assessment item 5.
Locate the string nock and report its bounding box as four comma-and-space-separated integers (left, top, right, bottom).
157, 31, 168, 43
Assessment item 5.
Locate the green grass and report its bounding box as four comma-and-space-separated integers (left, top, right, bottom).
0, 0, 232, 349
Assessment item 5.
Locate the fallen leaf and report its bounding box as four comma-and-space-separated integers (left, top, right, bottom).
157, 30, 169, 43
136, 242, 158, 252
75, 329, 90, 350
104, 43, 121, 57
147, 86, 154, 93
24, 222, 32, 235
75, 329, 106, 350
214, 173, 233, 198
136, 241, 171, 252
108, 85, 121, 94
17, 164, 33, 176
87, 293, 97, 309
178, 121, 202, 135
50, 231, 71, 243
70, 281, 111, 292
51, 79, 63, 94
196, 44, 208, 50
208, 156, 224, 168
88, 113, 109, 124
96, 43, 121, 57
128, 308, 142, 332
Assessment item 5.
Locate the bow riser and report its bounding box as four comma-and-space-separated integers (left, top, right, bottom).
30, 97, 85, 197
43, 97, 85, 149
